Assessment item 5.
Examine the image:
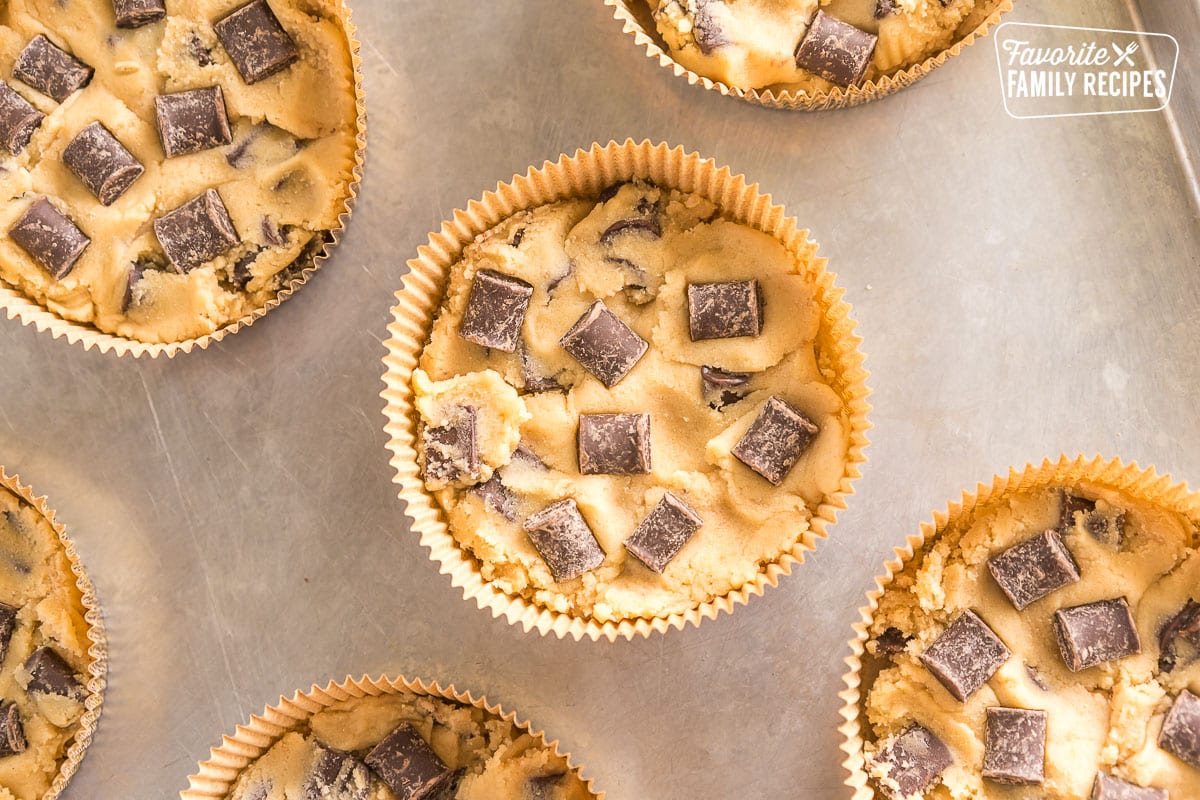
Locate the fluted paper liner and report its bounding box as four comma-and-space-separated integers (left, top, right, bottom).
0, 469, 107, 800
180, 673, 603, 799
837, 454, 1200, 799
606, 0, 1014, 111
0, 0, 367, 358
381, 139, 872, 641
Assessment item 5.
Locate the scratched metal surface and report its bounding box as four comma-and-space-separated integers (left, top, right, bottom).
1, 0, 1197, 798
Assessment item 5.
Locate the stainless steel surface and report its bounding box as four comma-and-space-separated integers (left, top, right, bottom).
1, 1, 1198, 798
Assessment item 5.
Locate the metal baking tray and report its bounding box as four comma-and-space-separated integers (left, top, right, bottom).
1, 0, 1197, 797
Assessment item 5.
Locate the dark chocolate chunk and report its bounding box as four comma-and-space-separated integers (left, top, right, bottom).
520, 346, 564, 394
13, 35, 93, 103
986, 529, 1080, 610
599, 216, 661, 244
793, 10, 877, 88
1159, 599, 1200, 673
509, 227, 525, 248
62, 122, 144, 206
472, 473, 517, 522
1059, 491, 1095, 531
364, 722, 458, 800
123, 260, 146, 312
875, 0, 897, 18
0, 703, 25, 759
874, 627, 911, 657
512, 444, 548, 470
155, 86, 232, 158
230, 250, 258, 289
153, 189, 240, 272
262, 216, 285, 247
1054, 597, 1141, 671
1025, 664, 1050, 691
214, 0, 300, 85
421, 406, 478, 485
526, 772, 567, 800
111, 0, 166, 28
692, 0, 731, 53
731, 396, 819, 485
1160, 689, 1200, 769
189, 33, 214, 66
9, 198, 90, 279
24, 647, 83, 699
624, 492, 703, 573
597, 182, 628, 204
0, 81, 44, 154
523, 499, 605, 582
0, 602, 18, 664
868, 724, 953, 799
983, 707, 1046, 785
458, 269, 534, 353
687, 280, 763, 341
559, 300, 648, 388
578, 413, 651, 475
305, 741, 370, 800
1091, 773, 1168, 800
701, 366, 752, 410
1059, 491, 1125, 545
919, 610, 1011, 702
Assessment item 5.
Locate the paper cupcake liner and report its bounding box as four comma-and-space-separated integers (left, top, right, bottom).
837, 453, 1200, 799
0, 469, 107, 800
606, 0, 1014, 110
381, 138, 872, 641
180, 673, 604, 799
0, 0, 368, 358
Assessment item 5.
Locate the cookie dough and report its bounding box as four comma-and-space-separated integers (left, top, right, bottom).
413, 180, 850, 623
225, 692, 592, 800
648, 0, 996, 92
0, 486, 93, 800
0, 0, 359, 343
862, 483, 1200, 799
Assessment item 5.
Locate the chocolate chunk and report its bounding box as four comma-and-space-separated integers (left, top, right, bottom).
458, 269, 534, 353
599, 216, 661, 244
1059, 491, 1095, 531
986, 530, 1080, 610
62, 122, 144, 205
9, 198, 90, 279
421, 406, 478, 485
597, 182, 629, 204
731, 396, 819, 485
624, 492, 703, 573
153, 189, 240, 272
1059, 491, 1125, 544
365, 722, 458, 800
1091, 773, 1168, 800
1158, 599, 1200, 672
519, 346, 564, 394
123, 260, 146, 311
983, 707, 1045, 785
155, 87, 232, 158
14, 35, 93, 103
578, 413, 651, 475
472, 473, 517, 522
0, 703, 25, 759
1160, 689, 1200, 769
526, 772, 567, 800
523, 499, 605, 582
512, 444, 548, 470
701, 366, 751, 410
793, 10, 877, 88
687, 280, 763, 341
509, 227, 525, 248
874, 627, 911, 657
215, 0, 300, 85
0, 81, 44, 154
262, 216, 285, 247
111, 0, 166, 28
24, 647, 83, 699
1054, 597, 1141, 671
305, 741, 370, 800
919, 610, 1011, 702
1025, 664, 1050, 691
559, 300, 648, 387
868, 724, 953, 799
875, 0, 897, 17
0, 602, 18, 664
692, 0, 731, 53
189, 34, 214, 67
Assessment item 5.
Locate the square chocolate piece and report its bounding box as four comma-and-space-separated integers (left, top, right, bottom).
986, 530, 1080, 610
365, 722, 458, 800
153, 189, 241, 272
458, 268, 534, 352
624, 492, 703, 573
559, 300, 648, 387
62, 122, 145, 206
215, 0, 300, 85
868, 724, 953, 799
794, 10, 877, 88
577, 413, 651, 475
919, 610, 1012, 702
983, 707, 1046, 785
112, 0, 166, 28
687, 280, 763, 341
421, 406, 478, 485
0, 703, 25, 758
0, 81, 44, 155
155, 87, 233, 158
13, 35, 93, 103
9, 198, 90, 279
1091, 773, 1168, 800
24, 647, 83, 699
1159, 689, 1200, 769
523, 499, 605, 582
1054, 597, 1141, 671
731, 396, 819, 485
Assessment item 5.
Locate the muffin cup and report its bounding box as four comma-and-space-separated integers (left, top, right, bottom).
0, 468, 107, 800
605, 0, 1014, 110
180, 673, 603, 799
381, 138, 872, 641
0, 0, 367, 358
838, 453, 1200, 799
